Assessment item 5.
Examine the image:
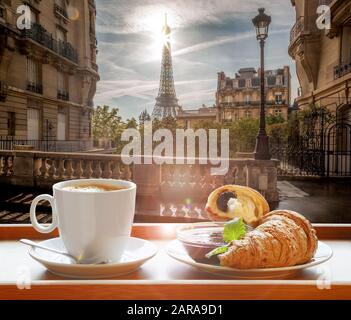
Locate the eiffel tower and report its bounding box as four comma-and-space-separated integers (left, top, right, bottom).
152, 14, 180, 119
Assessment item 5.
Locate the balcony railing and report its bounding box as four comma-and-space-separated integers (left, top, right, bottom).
0, 151, 279, 207
57, 90, 69, 101
26, 82, 43, 94
0, 138, 92, 153
334, 59, 351, 79
22, 23, 78, 64
54, 3, 68, 20
220, 100, 287, 108
290, 16, 304, 44
88, 0, 96, 8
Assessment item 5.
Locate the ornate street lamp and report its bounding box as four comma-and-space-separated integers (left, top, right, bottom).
252, 8, 272, 160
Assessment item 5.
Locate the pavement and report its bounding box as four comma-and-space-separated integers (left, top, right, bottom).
0, 180, 350, 224
277, 180, 351, 223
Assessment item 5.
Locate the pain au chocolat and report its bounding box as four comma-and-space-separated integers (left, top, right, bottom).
205, 185, 270, 225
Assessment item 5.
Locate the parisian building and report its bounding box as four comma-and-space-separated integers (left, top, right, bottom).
0, 0, 99, 151
289, 0, 350, 120
216, 66, 291, 123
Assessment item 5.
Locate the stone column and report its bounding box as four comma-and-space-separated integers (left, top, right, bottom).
133, 163, 161, 212
245, 159, 279, 206
11, 152, 36, 187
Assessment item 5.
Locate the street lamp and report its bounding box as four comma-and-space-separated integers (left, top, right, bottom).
252, 8, 271, 160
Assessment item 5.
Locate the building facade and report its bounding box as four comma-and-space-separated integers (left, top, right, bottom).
0, 0, 99, 151
216, 67, 291, 122
289, 0, 350, 118
177, 105, 217, 129
287, 0, 351, 176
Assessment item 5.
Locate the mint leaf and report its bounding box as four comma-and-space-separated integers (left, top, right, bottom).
223, 217, 246, 243
205, 218, 247, 260
205, 245, 229, 259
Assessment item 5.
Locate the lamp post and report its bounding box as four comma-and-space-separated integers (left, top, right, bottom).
252, 8, 271, 160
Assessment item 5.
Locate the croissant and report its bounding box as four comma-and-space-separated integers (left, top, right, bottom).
219, 210, 318, 269
205, 185, 270, 225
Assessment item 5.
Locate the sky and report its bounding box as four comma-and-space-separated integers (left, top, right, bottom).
94, 0, 298, 120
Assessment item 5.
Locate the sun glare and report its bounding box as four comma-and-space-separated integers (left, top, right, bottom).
141, 11, 175, 59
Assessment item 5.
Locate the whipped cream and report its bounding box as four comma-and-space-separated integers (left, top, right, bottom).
216, 197, 256, 224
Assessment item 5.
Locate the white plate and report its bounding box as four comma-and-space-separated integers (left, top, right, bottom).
28, 237, 158, 279
166, 240, 333, 279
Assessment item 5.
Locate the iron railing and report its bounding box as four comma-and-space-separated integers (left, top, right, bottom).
26, 82, 42, 94
22, 23, 78, 64
57, 90, 69, 101
54, 3, 68, 19
290, 16, 305, 44
334, 59, 351, 79
220, 100, 287, 108
0, 138, 92, 152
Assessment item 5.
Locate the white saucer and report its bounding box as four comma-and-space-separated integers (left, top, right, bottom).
28, 237, 158, 279
167, 240, 333, 279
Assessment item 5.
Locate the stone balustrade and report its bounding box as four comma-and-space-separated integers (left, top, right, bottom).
0, 151, 279, 212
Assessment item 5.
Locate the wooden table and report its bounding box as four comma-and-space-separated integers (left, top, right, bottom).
0, 224, 351, 300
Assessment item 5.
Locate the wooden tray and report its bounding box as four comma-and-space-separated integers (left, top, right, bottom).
0, 224, 351, 300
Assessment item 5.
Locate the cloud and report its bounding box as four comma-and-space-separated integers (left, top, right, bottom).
94, 0, 297, 119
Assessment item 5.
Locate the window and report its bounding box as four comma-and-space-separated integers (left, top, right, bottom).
274, 109, 283, 117
26, 58, 42, 94
56, 27, 67, 42
245, 110, 251, 118
341, 26, 351, 64
29, 6, 38, 25
57, 71, 69, 100
245, 95, 251, 105
27, 108, 40, 140
225, 95, 233, 103
57, 112, 67, 140
276, 76, 283, 86
7, 112, 15, 136
275, 93, 283, 105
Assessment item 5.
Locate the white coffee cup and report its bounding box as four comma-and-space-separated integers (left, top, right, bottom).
30, 179, 137, 264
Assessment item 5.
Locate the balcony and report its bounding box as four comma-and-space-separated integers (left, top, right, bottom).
290, 16, 304, 45
0, 138, 92, 153
220, 100, 287, 108
88, 0, 96, 8
22, 23, 78, 64
54, 3, 69, 20
57, 90, 69, 101
26, 81, 43, 94
0, 151, 279, 210
334, 59, 351, 79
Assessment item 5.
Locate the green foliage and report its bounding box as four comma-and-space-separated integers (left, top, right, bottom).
92, 105, 123, 140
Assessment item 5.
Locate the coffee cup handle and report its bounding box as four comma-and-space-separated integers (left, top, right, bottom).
30, 195, 58, 234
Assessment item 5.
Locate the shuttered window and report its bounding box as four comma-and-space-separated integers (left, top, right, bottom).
7, 112, 15, 136
27, 108, 40, 140
26, 58, 41, 90
57, 112, 67, 141
58, 71, 65, 92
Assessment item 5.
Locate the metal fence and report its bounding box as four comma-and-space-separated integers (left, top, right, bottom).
0, 138, 92, 153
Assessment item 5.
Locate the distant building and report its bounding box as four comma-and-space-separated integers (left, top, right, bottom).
216, 67, 291, 122
177, 105, 217, 129
0, 0, 99, 151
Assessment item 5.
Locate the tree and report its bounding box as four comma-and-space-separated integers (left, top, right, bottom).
92, 105, 124, 141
